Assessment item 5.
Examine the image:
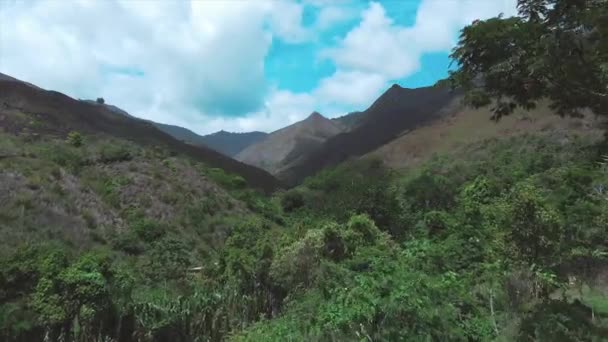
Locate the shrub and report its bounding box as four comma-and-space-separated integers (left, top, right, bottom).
111, 231, 145, 255
66, 131, 83, 147
98, 143, 132, 163
206, 167, 247, 190
280, 189, 305, 212
46, 144, 86, 173
130, 218, 165, 243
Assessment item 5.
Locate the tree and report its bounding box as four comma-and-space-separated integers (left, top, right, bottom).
449, 0, 608, 119
506, 183, 564, 265
96, 97, 105, 104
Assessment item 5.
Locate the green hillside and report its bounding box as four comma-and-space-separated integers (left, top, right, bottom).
2, 128, 608, 341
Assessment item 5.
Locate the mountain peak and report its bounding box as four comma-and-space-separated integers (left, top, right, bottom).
307, 111, 324, 120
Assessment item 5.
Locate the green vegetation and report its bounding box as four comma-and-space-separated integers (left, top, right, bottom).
448, 0, 607, 119
66, 131, 83, 148
1, 128, 607, 341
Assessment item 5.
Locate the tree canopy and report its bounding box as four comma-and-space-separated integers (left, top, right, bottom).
449, 0, 608, 119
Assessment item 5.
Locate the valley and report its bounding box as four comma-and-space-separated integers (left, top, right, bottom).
1, 0, 607, 341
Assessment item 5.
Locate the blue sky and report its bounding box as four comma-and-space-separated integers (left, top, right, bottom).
0, 0, 517, 134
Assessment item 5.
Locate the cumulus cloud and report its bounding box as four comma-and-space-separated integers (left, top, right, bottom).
321, 3, 421, 80
315, 5, 359, 31
315, 70, 386, 107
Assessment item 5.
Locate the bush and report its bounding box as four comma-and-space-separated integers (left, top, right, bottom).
46, 143, 86, 173
96, 97, 105, 104
280, 190, 305, 212
98, 143, 133, 163
206, 167, 247, 190
130, 218, 166, 243
66, 131, 83, 147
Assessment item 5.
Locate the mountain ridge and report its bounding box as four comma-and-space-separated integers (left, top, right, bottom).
77, 99, 269, 157
276, 84, 459, 185
236, 111, 344, 174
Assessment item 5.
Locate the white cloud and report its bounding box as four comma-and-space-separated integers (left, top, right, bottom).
315, 5, 358, 30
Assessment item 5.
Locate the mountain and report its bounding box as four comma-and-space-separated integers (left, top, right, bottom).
151, 123, 267, 157
0, 74, 280, 192
276, 84, 459, 185
148, 123, 267, 157
236, 112, 345, 174
196, 130, 268, 157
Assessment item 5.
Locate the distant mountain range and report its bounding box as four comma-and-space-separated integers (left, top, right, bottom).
79, 100, 268, 158
189, 130, 267, 157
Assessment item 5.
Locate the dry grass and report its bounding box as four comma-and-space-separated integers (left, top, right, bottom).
366, 101, 604, 170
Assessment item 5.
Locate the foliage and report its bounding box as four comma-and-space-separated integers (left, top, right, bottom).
449, 0, 608, 119
2, 127, 608, 341
97, 142, 133, 163
206, 167, 247, 190
301, 159, 401, 236
279, 189, 305, 213
66, 131, 83, 148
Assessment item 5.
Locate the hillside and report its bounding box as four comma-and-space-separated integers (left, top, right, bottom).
367, 100, 604, 170
0, 76, 280, 192
277, 84, 458, 185
331, 111, 365, 131
236, 111, 344, 174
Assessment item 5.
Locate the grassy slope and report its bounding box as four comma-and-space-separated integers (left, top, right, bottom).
367, 100, 604, 170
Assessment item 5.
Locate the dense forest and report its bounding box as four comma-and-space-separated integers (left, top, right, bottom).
1, 0, 608, 341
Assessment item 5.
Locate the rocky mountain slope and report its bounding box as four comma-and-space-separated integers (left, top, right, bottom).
236, 112, 344, 174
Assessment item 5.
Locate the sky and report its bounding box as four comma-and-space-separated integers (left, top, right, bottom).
0, 0, 518, 135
